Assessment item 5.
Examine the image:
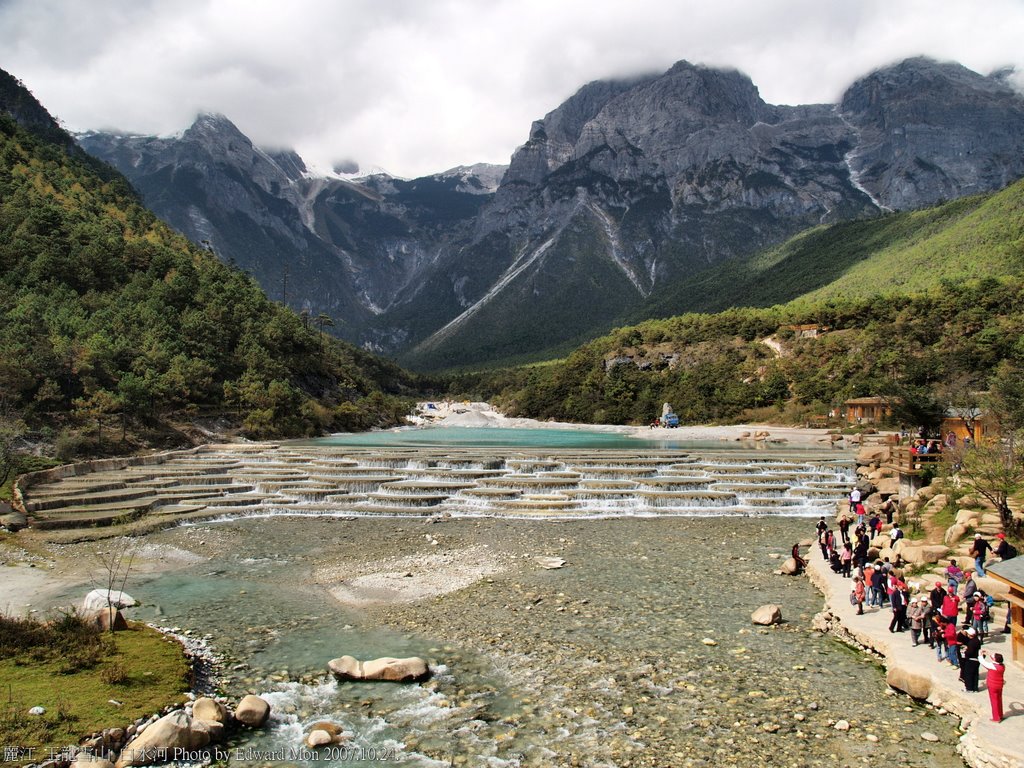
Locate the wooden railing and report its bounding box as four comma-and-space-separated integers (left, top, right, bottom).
885, 446, 946, 475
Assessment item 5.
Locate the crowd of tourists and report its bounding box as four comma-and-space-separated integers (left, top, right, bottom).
799, 500, 1014, 724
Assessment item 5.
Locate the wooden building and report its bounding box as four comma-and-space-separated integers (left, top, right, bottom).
987, 557, 1024, 667
843, 396, 894, 424
940, 408, 991, 444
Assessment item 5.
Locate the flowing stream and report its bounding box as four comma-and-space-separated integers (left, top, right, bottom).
45, 429, 966, 767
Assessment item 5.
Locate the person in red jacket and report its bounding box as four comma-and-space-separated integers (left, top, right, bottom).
941, 586, 960, 622
943, 619, 960, 668
979, 651, 1006, 722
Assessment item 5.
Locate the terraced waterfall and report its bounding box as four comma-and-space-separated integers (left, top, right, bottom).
21, 442, 854, 529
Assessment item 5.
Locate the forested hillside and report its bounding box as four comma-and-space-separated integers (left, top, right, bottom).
461, 277, 1024, 428
0, 92, 422, 457
640, 178, 1024, 320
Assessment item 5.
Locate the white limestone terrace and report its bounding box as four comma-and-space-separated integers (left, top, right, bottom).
16, 443, 854, 532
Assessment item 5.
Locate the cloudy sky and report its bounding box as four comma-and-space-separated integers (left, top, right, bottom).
2, 0, 1022, 178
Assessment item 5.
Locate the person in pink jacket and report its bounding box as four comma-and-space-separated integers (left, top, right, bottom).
979, 651, 1006, 722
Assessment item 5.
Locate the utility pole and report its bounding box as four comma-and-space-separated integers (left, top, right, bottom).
281, 266, 289, 306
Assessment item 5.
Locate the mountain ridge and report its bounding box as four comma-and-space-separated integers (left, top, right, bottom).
75, 56, 1024, 369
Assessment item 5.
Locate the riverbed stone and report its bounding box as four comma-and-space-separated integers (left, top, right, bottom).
234, 695, 271, 727
328, 655, 430, 682
886, 666, 932, 700
191, 697, 228, 724
305, 721, 347, 747
751, 604, 783, 626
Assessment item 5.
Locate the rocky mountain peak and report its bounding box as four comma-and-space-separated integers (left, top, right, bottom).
75, 56, 1024, 370
839, 56, 1024, 210
841, 56, 1019, 114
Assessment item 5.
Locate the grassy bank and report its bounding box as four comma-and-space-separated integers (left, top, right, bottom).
0, 614, 190, 761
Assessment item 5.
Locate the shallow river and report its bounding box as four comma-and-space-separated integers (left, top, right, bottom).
84, 431, 968, 767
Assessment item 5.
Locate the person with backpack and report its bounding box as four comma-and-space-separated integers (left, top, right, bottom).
870, 563, 887, 608
889, 523, 904, 543
970, 593, 990, 639
993, 532, 1017, 561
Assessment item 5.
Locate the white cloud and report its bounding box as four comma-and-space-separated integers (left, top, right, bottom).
1, 0, 1022, 178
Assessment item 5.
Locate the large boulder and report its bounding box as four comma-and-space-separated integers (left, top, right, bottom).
955, 509, 980, 527
886, 665, 932, 700
944, 523, 968, 546
751, 605, 783, 626
875, 477, 900, 497
857, 447, 888, 466
328, 655, 430, 683
899, 545, 949, 566
115, 711, 210, 768
976, 576, 1010, 599
85, 607, 128, 632
778, 558, 801, 576
234, 695, 271, 728
82, 590, 137, 613
191, 697, 229, 724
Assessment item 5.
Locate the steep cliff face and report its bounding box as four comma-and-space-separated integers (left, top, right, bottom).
403, 62, 877, 367
78, 116, 501, 347
840, 57, 1024, 211
78, 57, 1024, 369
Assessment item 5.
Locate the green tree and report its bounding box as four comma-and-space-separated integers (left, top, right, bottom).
314, 313, 334, 359
952, 435, 1024, 532
0, 398, 25, 488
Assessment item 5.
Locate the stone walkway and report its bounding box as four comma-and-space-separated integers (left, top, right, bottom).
807, 554, 1023, 768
